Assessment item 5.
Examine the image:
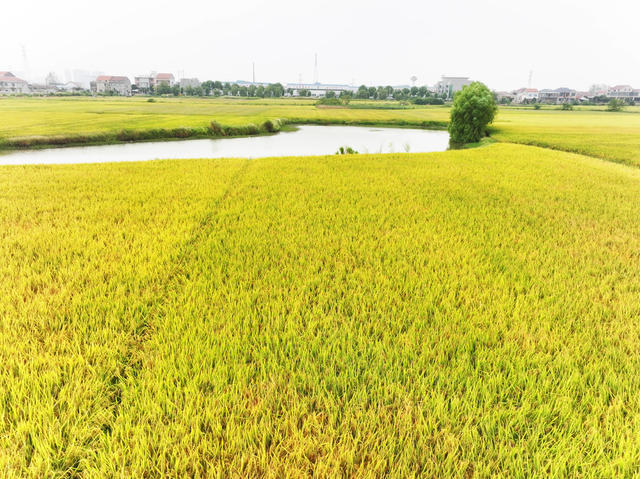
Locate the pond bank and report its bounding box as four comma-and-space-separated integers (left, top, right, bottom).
0, 118, 449, 152
0, 125, 451, 165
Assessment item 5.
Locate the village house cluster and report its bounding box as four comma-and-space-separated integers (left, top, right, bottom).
90, 72, 190, 96
0, 70, 638, 105
497, 85, 640, 104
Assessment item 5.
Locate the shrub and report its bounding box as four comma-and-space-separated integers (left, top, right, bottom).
170, 128, 194, 138
533, 104, 541, 110
561, 103, 574, 111
336, 146, 358, 155
412, 98, 445, 105
263, 119, 282, 133
448, 82, 497, 144
245, 124, 259, 135
208, 121, 225, 136
316, 97, 349, 106
607, 99, 625, 112
147, 98, 156, 103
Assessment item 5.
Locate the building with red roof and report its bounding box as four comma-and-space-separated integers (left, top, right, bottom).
92, 75, 132, 96
153, 73, 175, 88
0, 72, 30, 95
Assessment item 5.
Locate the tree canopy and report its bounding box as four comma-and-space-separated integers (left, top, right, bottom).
448, 82, 497, 144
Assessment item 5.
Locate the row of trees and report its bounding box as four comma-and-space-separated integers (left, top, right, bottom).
146, 82, 287, 98
354, 85, 444, 100
140, 81, 445, 100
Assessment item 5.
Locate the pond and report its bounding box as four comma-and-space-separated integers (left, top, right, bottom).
0, 125, 450, 165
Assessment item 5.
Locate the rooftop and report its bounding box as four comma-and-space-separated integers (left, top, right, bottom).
96, 75, 129, 82
0, 72, 26, 83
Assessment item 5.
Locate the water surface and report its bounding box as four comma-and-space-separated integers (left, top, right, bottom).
0, 125, 450, 165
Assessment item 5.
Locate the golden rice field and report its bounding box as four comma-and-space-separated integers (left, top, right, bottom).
1, 96, 640, 165
3, 142, 640, 477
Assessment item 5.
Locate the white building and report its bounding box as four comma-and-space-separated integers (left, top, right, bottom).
93, 75, 132, 96
607, 85, 635, 100
435, 76, 471, 99
538, 88, 576, 104
180, 78, 201, 89
0, 72, 30, 95
134, 76, 154, 93
514, 88, 539, 104
285, 82, 357, 97
153, 73, 175, 88
495, 91, 515, 103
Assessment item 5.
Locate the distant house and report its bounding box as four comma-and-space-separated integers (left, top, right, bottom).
435, 76, 471, 99
153, 73, 175, 88
607, 85, 635, 100
134, 76, 154, 93
574, 91, 590, 103
555, 88, 576, 103
93, 75, 132, 96
495, 91, 515, 103
514, 88, 539, 104
538, 89, 557, 103
0, 72, 30, 95
538, 88, 576, 104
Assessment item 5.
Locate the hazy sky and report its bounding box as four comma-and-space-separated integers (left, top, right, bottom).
2, 0, 638, 90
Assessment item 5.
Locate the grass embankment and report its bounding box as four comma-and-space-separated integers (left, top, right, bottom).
3, 143, 640, 476
0, 97, 450, 149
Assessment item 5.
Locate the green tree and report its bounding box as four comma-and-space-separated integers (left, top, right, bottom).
607, 98, 625, 112
156, 83, 172, 95
265, 83, 284, 97
368, 86, 377, 99
201, 81, 214, 96
325, 90, 336, 99
356, 85, 368, 99
448, 82, 497, 144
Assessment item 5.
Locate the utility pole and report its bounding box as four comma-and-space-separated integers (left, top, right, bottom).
252, 62, 255, 83
21, 44, 30, 82
313, 53, 318, 85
